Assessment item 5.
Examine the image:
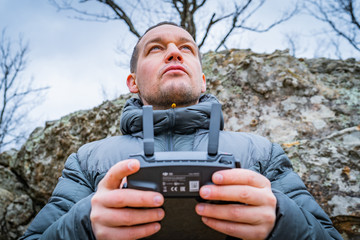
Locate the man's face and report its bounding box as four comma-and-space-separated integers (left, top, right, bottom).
127, 24, 206, 109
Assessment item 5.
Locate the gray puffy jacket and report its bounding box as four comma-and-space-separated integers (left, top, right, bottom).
21, 94, 342, 240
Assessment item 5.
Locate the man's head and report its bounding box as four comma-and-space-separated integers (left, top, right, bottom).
127, 22, 206, 110
130, 22, 202, 73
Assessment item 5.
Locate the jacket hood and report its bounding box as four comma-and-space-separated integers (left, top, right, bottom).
120, 94, 224, 135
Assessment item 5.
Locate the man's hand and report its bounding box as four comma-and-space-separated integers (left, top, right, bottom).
90, 159, 165, 240
196, 169, 276, 240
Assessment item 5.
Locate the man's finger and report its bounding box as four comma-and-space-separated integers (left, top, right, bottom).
199, 185, 276, 206
196, 203, 274, 225
95, 189, 164, 208
94, 222, 161, 240
201, 217, 270, 240
91, 207, 165, 227
212, 169, 271, 188
99, 159, 140, 190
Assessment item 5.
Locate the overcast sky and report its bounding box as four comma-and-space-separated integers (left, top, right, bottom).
1, 0, 359, 143
1, 0, 130, 131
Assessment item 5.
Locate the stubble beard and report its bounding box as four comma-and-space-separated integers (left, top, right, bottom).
140, 81, 201, 110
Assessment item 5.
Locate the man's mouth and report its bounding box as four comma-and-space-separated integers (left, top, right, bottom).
163, 65, 187, 75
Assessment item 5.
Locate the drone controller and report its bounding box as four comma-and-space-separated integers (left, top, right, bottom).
127, 103, 241, 198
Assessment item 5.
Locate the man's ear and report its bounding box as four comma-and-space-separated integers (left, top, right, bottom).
127, 73, 139, 93
201, 73, 206, 93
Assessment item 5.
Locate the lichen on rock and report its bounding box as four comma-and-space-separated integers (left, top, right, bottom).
0, 49, 359, 239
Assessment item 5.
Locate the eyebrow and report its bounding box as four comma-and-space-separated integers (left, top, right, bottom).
143, 37, 163, 49
143, 36, 197, 51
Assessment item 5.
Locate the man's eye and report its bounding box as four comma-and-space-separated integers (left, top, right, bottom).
181, 45, 192, 51
149, 46, 161, 52
181, 45, 195, 54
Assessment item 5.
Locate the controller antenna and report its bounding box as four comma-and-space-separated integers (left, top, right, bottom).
208, 103, 221, 156
143, 106, 155, 156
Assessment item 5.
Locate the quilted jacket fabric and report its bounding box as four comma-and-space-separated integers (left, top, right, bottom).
21, 94, 342, 240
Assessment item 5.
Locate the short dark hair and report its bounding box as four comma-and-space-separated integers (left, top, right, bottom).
130, 21, 202, 73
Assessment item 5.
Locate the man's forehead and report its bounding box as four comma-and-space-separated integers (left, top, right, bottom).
139, 25, 196, 48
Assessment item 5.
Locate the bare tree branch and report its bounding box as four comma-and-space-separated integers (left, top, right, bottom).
100, 0, 141, 37
198, 12, 235, 49
215, 0, 255, 51
284, 33, 297, 57
215, 0, 298, 51
0, 29, 49, 151
191, 0, 206, 14
50, 0, 141, 37
348, 0, 360, 29
49, 0, 299, 53
171, 0, 198, 40
305, 0, 360, 52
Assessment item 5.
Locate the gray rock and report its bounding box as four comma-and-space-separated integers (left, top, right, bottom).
0, 49, 359, 239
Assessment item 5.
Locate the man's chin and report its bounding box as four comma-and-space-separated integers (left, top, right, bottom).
143, 90, 200, 109
161, 80, 195, 93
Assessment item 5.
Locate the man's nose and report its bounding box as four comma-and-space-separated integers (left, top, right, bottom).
165, 44, 183, 63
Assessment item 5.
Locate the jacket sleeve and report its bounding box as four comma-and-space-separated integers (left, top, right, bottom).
20, 153, 96, 240
259, 143, 343, 240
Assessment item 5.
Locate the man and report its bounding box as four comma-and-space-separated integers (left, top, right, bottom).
22, 22, 342, 240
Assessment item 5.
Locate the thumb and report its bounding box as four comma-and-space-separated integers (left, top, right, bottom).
99, 159, 140, 190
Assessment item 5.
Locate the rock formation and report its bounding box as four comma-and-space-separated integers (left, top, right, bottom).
0, 49, 359, 239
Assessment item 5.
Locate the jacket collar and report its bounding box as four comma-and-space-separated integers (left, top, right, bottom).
120, 94, 224, 135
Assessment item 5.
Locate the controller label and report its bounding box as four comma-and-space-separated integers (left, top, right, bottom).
162, 172, 200, 193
